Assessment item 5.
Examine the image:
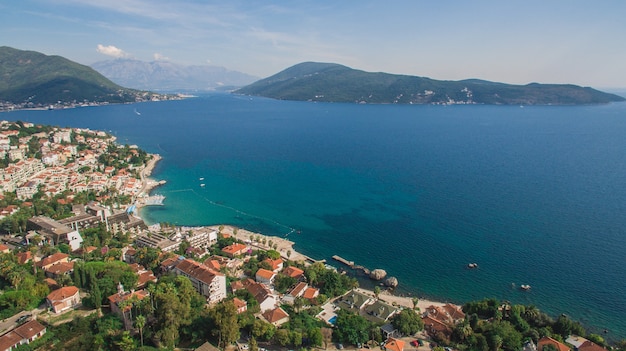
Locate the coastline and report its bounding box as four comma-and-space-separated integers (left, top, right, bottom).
135, 153, 164, 206
207, 224, 452, 311
135, 155, 458, 312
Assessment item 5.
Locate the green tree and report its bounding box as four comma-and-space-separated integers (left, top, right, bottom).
210, 300, 240, 348
308, 327, 323, 348
275, 329, 291, 346
116, 331, 136, 351
135, 314, 146, 347
391, 308, 423, 336
334, 311, 370, 345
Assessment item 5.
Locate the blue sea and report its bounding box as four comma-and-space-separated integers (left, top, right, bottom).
5, 94, 626, 339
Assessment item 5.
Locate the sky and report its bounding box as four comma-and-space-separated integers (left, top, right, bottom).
1, 0, 625, 88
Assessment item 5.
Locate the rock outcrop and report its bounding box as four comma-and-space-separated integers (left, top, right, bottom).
384, 276, 399, 288
369, 269, 387, 280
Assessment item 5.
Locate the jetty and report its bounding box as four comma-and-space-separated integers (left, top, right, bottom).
332, 255, 370, 275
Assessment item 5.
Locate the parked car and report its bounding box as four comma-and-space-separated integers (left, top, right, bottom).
16, 314, 31, 324
418, 339, 424, 346
411, 340, 419, 347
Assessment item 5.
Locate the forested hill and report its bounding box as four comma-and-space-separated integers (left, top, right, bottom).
0, 46, 157, 106
234, 62, 625, 105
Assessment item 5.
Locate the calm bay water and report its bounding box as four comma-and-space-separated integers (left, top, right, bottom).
5, 94, 626, 338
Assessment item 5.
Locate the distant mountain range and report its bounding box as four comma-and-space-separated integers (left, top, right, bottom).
235, 62, 625, 105
91, 59, 259, 91
0, 46, 160, 107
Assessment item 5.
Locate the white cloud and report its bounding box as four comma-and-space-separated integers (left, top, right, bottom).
96, 44, 129, 58
153, 52, 169, 61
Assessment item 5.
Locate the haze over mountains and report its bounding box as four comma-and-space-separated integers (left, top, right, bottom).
236, 62, 625, 105
91, 59, 259, 91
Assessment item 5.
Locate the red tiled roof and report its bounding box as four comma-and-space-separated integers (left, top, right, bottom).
385, 338, 405, 351
303, 287, 319, 299
233, 297, 247, 310
263, 307, 289, 324
230, 280, 244, 292
13, 319, 46, 340
256, 268, 275, 281
45, 261, 74, 275
263, 258, 283, 271
203, 259, 221, 271
47, 286, 79, 302
289, 282, 308, 297
16, 251, 32, 264
38, 252, 69, 267
579, 341, 608, 351
175, 259, 224, 285
222, 243, 247, 256
538, 337, 571, 351
108, 289, 149, 308
283, 266, 304, 279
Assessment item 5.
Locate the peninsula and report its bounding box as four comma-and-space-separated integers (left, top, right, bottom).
235, 62, 625, 105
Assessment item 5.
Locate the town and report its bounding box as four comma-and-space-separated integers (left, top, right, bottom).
0, 120, 620, 351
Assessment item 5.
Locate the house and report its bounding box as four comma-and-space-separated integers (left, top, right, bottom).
108, 283, 149, 330
385, 338, 405, 351
255, 268, 276, 285
262, 307, 290, 327
44, 261, 75, 278
538, 336, 571, 351
195, 341, 220, 351
422, 314, 451, 336
421, 304, 464, 337
263, 258, 283, 272
230, 280, 244, 293
203, 259, 221, 271
0, 244, 9, 253
0, 320, 47, 351
233, 297, 247, 314
172, 259, 227, 304
303, 287, 320, 302
222, 243, 248, 258
578, 341, 609, 351
363, 300, 400, 322
244, 279, 278, 312
16, 251, 32, 264
37, 252, 69, 270
289, 282, 308, 298
283, 266, 305, 280
47, 286, 81, 314
336, 290, 373, 313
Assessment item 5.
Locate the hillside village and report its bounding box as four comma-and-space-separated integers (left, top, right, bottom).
0, 120, 622, 351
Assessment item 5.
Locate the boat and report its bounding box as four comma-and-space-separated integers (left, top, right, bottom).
200, 184, 205, 187
520, 284, 531, 291
467, 263, 478, 269
199, 177, 204, 181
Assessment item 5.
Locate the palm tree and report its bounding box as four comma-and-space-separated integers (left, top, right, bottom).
412, 297, 419, 311
135, 315, 146, 347
373, 286, 381, 300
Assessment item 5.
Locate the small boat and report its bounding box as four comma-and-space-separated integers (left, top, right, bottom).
520, 284, 531, 291
467, 263, 478, 269
199, 177, 204, 181
200, 184, 205, 187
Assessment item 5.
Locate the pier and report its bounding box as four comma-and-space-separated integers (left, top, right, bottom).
332, 255, 370, 275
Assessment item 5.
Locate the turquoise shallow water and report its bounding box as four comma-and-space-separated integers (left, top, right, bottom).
6, 94, 626, 339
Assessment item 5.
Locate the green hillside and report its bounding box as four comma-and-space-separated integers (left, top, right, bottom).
0, 46, 142, 105
235, 62, 625, 105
